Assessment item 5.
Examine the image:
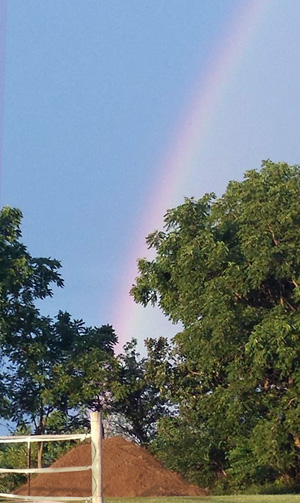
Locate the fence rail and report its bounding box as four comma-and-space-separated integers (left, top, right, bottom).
0, 433, 91, 444
0, 466, 91, 474
0, 411, 103, 503
0, 494, 90, 501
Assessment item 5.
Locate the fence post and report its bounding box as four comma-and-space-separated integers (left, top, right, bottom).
27, 440, 31, 496
90, 411, 104, 503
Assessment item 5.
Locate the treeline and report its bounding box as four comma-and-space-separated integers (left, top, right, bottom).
0, 205, 170, 491
1, 160, 300, 494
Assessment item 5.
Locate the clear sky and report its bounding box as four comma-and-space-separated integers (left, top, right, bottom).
1, 0, 300, 354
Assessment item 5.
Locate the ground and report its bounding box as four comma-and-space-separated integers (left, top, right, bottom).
16, 436, 208, 498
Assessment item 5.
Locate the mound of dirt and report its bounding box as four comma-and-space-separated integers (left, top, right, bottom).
16, 436, 208, 498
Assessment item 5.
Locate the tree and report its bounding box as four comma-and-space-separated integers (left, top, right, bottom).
4, 312, 117, 432
0, 207, 118, 468
4, 311, 117, 466
106, 338, 171, 444
0, 207, 63, 342
131, 161, 300, 489
0, 206, 62, 420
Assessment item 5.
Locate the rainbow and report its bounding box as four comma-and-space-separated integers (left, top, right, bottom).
112, 0, 272, 352
0, 0, 272, 352
0, 0, 7, 206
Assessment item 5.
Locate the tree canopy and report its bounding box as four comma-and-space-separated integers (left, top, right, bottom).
0, 206, 164, 475
3, 161, 300, 492
132, 161, 300, 490
107, 338, 171, 444
0, 207, 63, 344
0, 207, 117, 441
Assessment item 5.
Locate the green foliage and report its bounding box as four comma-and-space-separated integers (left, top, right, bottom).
0, 206, 63, 334
107, 339, 170, 444
0, 437, 29, 493
0, 428, 81, 493
0, 206, 118, 438
0, 207, 64, 418
132, 161, 300, 490
4, 311, 117, 435
150, 415, 225, 487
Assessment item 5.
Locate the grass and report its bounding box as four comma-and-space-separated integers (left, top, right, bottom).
106, 496, 300, 503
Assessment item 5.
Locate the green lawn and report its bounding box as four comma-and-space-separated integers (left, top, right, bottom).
107, 496, 300, 503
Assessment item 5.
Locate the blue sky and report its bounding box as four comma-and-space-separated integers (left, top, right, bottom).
1, 0, 300, 353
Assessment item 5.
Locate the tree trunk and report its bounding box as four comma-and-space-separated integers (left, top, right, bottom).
37, 442, 44, 469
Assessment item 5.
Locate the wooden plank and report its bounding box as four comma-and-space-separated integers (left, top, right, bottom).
0, 494, 91, 501
0, 465, 91, 474
0, 434, 91, 444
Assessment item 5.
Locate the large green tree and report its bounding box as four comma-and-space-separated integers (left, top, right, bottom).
131, 161, 300, 489
4, 311, 117, 467
107, 338, 171, 444
4, 312, 117, 435
0, 206, 64, 419
0, 207, 63, 341
0, 207, 118, 468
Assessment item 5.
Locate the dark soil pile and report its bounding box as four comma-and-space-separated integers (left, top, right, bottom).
16, 436, 208, 497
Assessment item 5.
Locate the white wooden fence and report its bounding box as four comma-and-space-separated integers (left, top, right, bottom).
0, 411, 103, 503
